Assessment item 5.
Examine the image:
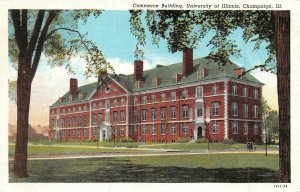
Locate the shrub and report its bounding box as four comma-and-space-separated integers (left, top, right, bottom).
178, 137, 189, 143
120, 138, 133, 143
222, 139, 236, 144
126, 143, 139, 148
196, 138, 207, 143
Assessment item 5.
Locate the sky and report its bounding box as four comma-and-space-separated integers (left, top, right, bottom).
8, 10, 278, 126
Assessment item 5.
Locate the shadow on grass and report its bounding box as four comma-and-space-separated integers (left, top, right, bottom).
9, 158, 278, 183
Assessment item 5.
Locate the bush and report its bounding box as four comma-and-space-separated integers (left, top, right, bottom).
120, 138, 133, 143
222, 139, 236, 144
126, 143, 139, 148
196, 138, 207, 143
178, 137, 189, 143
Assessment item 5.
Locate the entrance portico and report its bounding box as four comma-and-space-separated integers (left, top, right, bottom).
99, 124, 112, 141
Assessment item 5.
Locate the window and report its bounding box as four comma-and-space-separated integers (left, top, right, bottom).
121, 98, 125, 105
142, 109, 147, 121
243, 87, 248, 97
151, 108, 156, 121
182, 105, 189, 119
84, 129, 88, 137
78, 129, 81, 137
182, 123, 188, 134
142, 124, 146, 135
72, 117, 76, 127
142, 96, 147, 104
212, 121, 219, 134
66, 117, 70, 127
232, 84, 237, 95
113, 100, 117, 107
92, 103, 96, 110
84, 105, 88, 111
170, 92, 176, 101
133, 125, 137, 135
61, 118, 65, 127
105, 112, 110, 123
113, 111, 118, 122
182, 90, 188, 99
151, 125, 156, 135
160, 107, 166, 120
243, 104, 248, 117
99, 101, 102, 108
254, 123, 258, 135
161, 93, 166, 102
133, 110, 138, 122
113, 127, 117, 135
120, 111, 125, 122
98, 113, 103, 123
254, 89, 258, 99
77, 116, 81, 126
170, 106, 176, 119
120, 126, 125, 136
92, 128, 97, 137
232, 121, 238, 134
196, 86, 203, 98
196, 103, 203, 117
231, 102, 238, 116
212, 102, 219, 116
133, 97, 137, 105
105, 100, 110, 109
160, 124, 166, 135
171, 74, 176, 84
212, 85, 217, 95
92, 114, 97, 125
243, 122, 248, 134
254, 105, 259, 118
151, 95, 156, 103
171, 123, 176, 135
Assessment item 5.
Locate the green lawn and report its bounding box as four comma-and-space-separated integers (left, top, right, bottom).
9, 153, 279, 182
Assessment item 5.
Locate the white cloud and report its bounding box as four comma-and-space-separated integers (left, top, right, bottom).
108, 57, 152, 74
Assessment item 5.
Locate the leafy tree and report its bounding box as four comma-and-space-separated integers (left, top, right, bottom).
9, 10, 115, 178
130, 10, 290, 182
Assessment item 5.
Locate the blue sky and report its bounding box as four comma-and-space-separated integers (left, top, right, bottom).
9, 10, 278, 126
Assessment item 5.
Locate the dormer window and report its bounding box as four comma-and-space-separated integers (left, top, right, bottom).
79, 92, 86, 100
135, 81, 143, 89
197, 68, 208, 78
171, 73, 182, 84
69, 95, 73, 101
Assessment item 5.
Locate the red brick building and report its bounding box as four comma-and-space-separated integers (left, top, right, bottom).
49, 49, 263, 143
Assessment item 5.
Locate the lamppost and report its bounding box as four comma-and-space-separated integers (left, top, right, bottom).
263, 114, 269, 157
96, 120, 103, 150
161, 118, 167, 147
205, 107, 211, 151
111, 122, 116, 148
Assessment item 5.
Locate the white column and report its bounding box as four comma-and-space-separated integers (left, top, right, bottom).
224, 80, 228, 139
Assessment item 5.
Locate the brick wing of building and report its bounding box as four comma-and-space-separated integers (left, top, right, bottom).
49, 49, 263, 143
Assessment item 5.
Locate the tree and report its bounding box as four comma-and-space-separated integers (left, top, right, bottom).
9, 10, 115, 178
130, 10, 290, 182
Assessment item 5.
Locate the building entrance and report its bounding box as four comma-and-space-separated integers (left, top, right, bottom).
197, 126, 203, 138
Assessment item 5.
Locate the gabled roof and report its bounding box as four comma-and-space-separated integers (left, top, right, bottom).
51, 57, 261, 107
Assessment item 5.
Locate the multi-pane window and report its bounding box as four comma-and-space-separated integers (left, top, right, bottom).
98, 113, 103, 123
170, 123, 176, 135
160, 107, 166, 120
182, 105, 189, 119
212, 102, 219, 116
212, 85, 217, 95
78, 129, 81, 137
92, 114, 97, 125
170, 106, 176, 119
161, 93, 166, 102
133, 110, 138, 122
170, 92, 176, 101
254, 105, 259, 118
92, 103, 96, 109
151, 95, 156, 103
105, 112, 110, 123
142, 124, 146, 135
77, 116, 81, 126
142, 109, 147, 121
254, 123, 258, 135
120, 111, 125, 122
243, 104, 248, 117
151, 108, 156, 121
61, 118, 65, 127
212, 121, 219, 134
182, 90, 188, 99
196, 103, 203, 117
99, 101, 102, 108
113, 111, 118, 122
182, 123, 188, 134
133, 97, 137, 105
105, 100, 110, 109
232, 121, 238, 134
142, 96, 147, 104
113, 100, 117, 107
121, 98, 125, 105
232, 102, 238, 116
120, 126, 125, 136
151, 125, 156, 135
196, 86, 203, 98
84, 129, 88, 137
243, 87, 248, 97
254, 89, 258, 99
83, 116, 88, 126
232, 84, 237, 95
160, 124, 166, 135
92, 128, 97, 137
243, 122, 248, 134
133, 125, 137, 135
66, 117, 70, 127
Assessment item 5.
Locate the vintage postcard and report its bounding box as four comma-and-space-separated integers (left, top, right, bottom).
0, 0, 299, 191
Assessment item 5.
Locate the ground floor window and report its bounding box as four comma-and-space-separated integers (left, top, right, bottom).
151, 125, 156, 135
232, 121, 238, 134
160, 124, 166, 135
171, 123, 176, 135
182, 123, 188, 134
142, 124, 147, 135
120, 126, 125, 136
212, 121, 219, 134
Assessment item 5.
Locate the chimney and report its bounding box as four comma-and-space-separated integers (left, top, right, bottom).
134, 60, 143, 81
182, 48, 193, 77
234, 67, 245, 76
70, 78, 78, 96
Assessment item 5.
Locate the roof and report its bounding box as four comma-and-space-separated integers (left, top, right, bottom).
50, 57, 261, 107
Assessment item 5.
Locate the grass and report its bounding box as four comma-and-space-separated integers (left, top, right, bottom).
9, 153, 279, 183
9, 144, 146, 157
